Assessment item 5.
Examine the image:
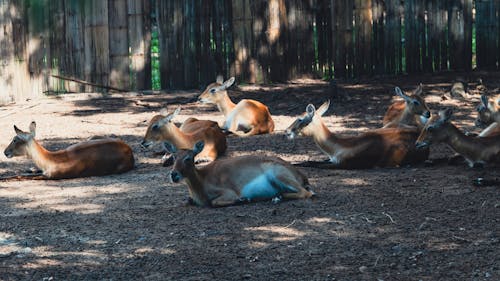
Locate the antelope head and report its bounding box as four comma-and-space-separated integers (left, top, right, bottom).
198, 76, 235, 104
286, 100, 330, 139
395, 84, 430, 119
141, 107, 181, 148
4, 122, 37, 158
164, 141, 204, 183
415, 109, 453, 149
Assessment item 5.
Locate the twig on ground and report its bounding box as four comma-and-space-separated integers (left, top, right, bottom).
382, 212, 396, 224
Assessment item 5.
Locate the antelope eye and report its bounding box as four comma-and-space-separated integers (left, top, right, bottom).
412, 100, 421, 106
152, 124, 160, 131
210, 88, 216, 94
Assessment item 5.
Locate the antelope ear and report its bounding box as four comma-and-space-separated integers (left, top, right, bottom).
306, 104, 316, 116
481, 94, 489, 107
172, 106, 181, 118
14, 125, 24, 135
193, 141, 205, 155
216, 75, 224, 84
316, 100, 331, 116
395, 87, 410, 101
29, 121, 36, 137
414, 84, 423, 96
221, 77, 235, 90
163, 141, 177, 154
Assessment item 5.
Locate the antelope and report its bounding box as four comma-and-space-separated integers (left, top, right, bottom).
198, 76, 275, 136
476, 94, 500, 137
4, 122, 134, 179
382, 85, 431, 129
416, 109, 500, 167
141, 107, 227, 164
285, 101, 429, 169
165, 141, 314, 207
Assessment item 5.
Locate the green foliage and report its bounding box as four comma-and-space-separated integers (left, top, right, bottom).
151, 28, 161, 90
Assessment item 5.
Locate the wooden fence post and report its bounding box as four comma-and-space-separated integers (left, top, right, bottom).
83, 0, 110, 91
128, 0, 151, 90
109, 0, 130, 90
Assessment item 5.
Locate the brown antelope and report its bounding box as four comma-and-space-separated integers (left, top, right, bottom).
416, 109, 500, 167
141, 107, 227, 164
198, 76, 274, 136
285, 101, 428, 169
4, 122, 134, 179
475, 94, 500, 137
165, 141, 314, 207
382, 85, 431, 129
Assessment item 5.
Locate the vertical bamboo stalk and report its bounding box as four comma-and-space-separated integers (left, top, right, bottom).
108, 0, 129, 89
385, 0, 402, 74
355, 0, 372, 76
64, 0, 85, 92
48, 0, 66, 92
372, 0, 385, 74
463, 0, 473, 71
0, 0, 15, 103
231, 0, 258, 82
27, 0, 49, 96
448, 0, 465, 70
128, 0, 152, 90
84, 0, 110, 91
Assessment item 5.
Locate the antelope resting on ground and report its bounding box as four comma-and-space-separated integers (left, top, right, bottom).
141, 107, 227, 165
165, 141, 314, 207
416, 109, 500, 167
285, 101, 429, 169
382, 84, 431, 129
475, 94, 500, 137
198, 76, 274, 136
4, 122, 134, 179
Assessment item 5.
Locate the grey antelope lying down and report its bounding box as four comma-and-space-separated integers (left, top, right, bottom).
4, 122, 134, 179
141, 107, 227, 165
165, 141, 314, 207
475, 94, 500, 137
382, 84, 430, 129
416, 109, 500, 168
198, 76, 275, 136
286, 101, 429, 169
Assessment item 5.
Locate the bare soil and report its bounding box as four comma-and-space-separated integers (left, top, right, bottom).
0, 72, 499, 281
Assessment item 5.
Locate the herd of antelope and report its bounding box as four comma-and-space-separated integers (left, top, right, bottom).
4, 77, 500, 207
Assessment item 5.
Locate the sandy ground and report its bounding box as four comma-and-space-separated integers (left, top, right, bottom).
0, 72, 499, 280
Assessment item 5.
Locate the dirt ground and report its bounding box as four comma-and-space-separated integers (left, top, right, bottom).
0, 72, 499, 281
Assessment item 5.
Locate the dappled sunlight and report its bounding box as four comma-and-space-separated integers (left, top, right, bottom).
134, 246, 175, 255
0, 184, 132, 214
339, 177, 370, 187
246, 225, 305, 243
426, 240, 461, 251
22, 258, 63, 269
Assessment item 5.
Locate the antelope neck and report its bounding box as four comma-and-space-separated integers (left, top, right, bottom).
184, 169, 210, 206
217, 94, 236, 116
26, 139, 57, 172
167, 125, 195, 148
446, 124, 482, 159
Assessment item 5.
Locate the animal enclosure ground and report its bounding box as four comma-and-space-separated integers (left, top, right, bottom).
0, 72, 499, 280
